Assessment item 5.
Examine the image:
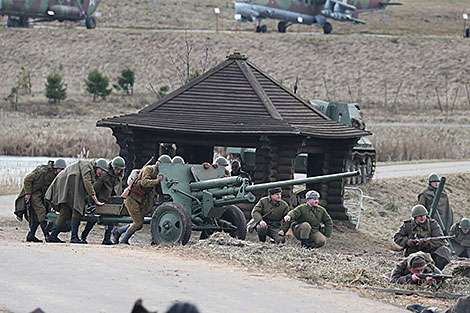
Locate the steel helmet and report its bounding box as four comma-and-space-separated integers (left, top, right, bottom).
306, 190, 320, 199
411, 205, 428, 218
95, 158, 109, 171
111, 156, 126, 169
53, 158, 67, 169
215, 156, 229, 166
460, 218, 470, 229
158, 154, 172, 163
428, 173, 440, 183
172, 156, 185, 164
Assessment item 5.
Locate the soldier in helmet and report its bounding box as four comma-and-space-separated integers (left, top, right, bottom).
14, 159, 67, 242
251, 187, 290, 243
230, 160, 251, 181
390, 252, 438, 285
214, 156, 230, 177
80, 156, 126, 245
418, 173, 454, 233
45, 159, 107, 243
449, 217, 470, 258
113, 155, 167, 244
284, 190, 333, 249
394, 205, 451, 270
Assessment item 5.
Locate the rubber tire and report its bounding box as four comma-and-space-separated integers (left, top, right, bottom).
151, 202, 192, 245
278, 21, 286, 33
323, 22, 332, 34
86, 16, 96, 29
221, 205, 247, 240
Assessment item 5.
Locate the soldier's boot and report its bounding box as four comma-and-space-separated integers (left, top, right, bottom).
113, 225, 129, 244
70, 217, 85, 244
39, 221, 49, 242
80, 221, 96, 244
26, 221, 42, 242
301, 239, 312, 249
102, 223, 115, 245
257, 233, 266, 242
120, 229, 135, 245
433, 255, 449, 271
47, 225, 65, 243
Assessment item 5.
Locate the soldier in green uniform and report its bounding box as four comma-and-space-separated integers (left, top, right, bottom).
14, 159, 67, 242
394, 205, 451, 270
113, 155, 168, 244
45, 159, 107, 243
251, 187, 290, 243
284, 190, 333, 249
390, 252, 437, 285
418, 173, 454, 233
449, 217, 470, 258
80, 156, 126, 245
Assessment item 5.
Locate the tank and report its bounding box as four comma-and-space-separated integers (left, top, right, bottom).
307, 100, 376, 184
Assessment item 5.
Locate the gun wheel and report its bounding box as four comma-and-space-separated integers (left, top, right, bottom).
221, 205, 247, 240
151, 202, 192, 245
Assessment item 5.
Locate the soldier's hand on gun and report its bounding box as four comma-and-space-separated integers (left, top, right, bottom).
406, 238, 416, 246
417, 239, 430, 248
284, 215, 291, 222
278, 230, 285, 236
411, 274, 420, 282
425, 276, 434, 284
259, 220, 267, 228
24, 194, 31, 203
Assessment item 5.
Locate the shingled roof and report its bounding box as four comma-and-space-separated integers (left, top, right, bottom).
97, 53, 369, 139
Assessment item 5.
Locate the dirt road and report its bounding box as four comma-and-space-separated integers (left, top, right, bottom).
0, 194, 408, 313
374, 160, 470, 180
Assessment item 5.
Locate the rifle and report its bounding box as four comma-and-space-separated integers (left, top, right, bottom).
416, 273, 454, 279
409, 235, 455, 245
120, 156, 155, 199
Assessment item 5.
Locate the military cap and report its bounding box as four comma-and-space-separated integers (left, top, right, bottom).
306, 190, 320, 199
460, 218, 470, 229
410, 256, 426, 269
53, 158, 67, 169
95, 158, 109, 171
428, 173, 440, 183
411, 205, 428, 218
268, 187, 282, 195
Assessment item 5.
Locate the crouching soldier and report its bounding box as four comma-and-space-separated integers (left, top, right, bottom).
251, 187, 290, 243
80, 156, 126, 245
390, 252, 438, 285
45, 159, 107, 243
113, 155, 167, 244
283, 190, 333, 249
449, 217, 470, 258
14, 159, 67, 242
394, 205, 451, 270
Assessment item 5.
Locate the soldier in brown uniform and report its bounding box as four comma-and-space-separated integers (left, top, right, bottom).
394, 205, 451, 270
113, 155, 168, 244
390, 252, 437, 285
284, 190, 333, 249
418, 173, 454, 233
14, 159, 67, 242
449, 217, 470, 258
251, 187, 290, 243
80, 157, 126, 245
45, 159, 107, 243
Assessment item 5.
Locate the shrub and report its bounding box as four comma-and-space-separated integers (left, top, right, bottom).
45, 73, 67, 104
85, 69, 112, 101
114, 67, 135, 95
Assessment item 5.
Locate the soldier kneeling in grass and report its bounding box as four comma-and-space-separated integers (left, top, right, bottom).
283, 190, 333, 249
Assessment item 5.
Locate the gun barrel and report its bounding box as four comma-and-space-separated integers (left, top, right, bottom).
245, 171, 359, 192
190, 176, 242, 191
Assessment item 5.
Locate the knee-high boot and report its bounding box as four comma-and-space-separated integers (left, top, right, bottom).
102, 223, 115, 245
80, 221, 96, 244
47, 225, 65, 243
70, 217, 84, 244
26, 221, 41, 242
39, 221, 49, 242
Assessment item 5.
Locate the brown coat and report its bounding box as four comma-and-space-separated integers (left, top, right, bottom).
390, 252, 435, 284
418, 184, 453, 232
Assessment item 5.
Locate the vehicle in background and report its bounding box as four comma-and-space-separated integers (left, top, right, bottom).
0, 0, 100, 29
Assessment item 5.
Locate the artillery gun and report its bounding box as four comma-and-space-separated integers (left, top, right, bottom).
46, 161, 358, 245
